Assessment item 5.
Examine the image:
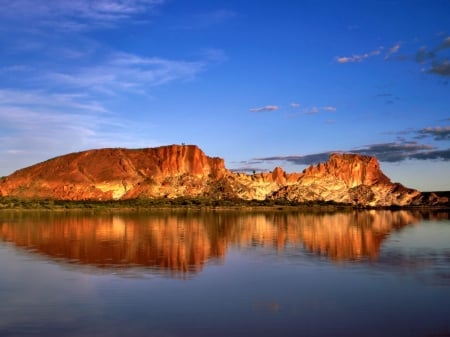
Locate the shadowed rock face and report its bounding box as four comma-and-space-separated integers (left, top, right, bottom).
0, 145, 445, 206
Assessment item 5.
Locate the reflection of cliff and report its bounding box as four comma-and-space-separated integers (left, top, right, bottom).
0, 214, 217, 274
297, 211, 420, 261
0, 211, 435, 273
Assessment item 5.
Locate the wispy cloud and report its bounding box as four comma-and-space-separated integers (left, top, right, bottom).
0, 89, 107, 113
392, 125, 450, 141
408, 149, 450, 161
336, 36, 450, 79
322, 106, 337, 112
0, 0, 219, 176
335, 47, 383, 64
414, 36, 450, 77
46, 52, 204, 94
350, 127, 450, 161
0, 0, 164, 32
246, 137, 450, 168
351, 141, 436, 162
385, 43, 401, 60
436, 36, 450, 52
254, 152, 334, 166
415, 46, 436, 63
249, 105, 279, 112
304, 107, 319, 115
286, 104, 337, 119
303, 106, 336, 114
414, 126, 450, 141
429, 60, 450, 77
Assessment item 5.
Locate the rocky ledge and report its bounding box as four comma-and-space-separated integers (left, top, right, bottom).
0, 144, 447, 207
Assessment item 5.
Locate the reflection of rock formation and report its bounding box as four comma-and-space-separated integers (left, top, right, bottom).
297, 211, 420, 261
0, 211, 441, 273
0, 214, 217, 274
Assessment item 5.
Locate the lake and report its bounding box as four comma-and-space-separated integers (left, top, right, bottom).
1, 209, 449, 337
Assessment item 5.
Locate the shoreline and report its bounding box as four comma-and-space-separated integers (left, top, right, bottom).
1, 197, 449, 212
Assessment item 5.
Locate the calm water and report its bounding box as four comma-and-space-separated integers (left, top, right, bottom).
0, 210, 449, 337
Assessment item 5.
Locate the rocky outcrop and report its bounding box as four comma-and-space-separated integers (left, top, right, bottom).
301, 153, 391, 187
0, 145, 446, 207
269, 153, 423, 207
0, 145, 226, 200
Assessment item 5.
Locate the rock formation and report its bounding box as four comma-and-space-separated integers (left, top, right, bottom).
0, 145, 226, 201
0, 144, 446, 207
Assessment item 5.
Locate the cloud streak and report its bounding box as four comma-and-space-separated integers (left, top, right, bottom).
336, 36, 450, 81
413, 36, 450, 77
385, 43, 401, 60
336, 43, 404, 64
303, 106, 336, 115
249, 105, 279, 112
0, 0, 164, 32
415, 126, 450, 141
254, 152, 334, 166
46, 52, 204, 94
248, 137, 450, 168
351, 142, 436, 162
322, 106, 337, 112
429, 60, 450, 77
335, 47, 383, 64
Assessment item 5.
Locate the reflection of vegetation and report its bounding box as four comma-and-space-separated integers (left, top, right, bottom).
1, 195, 448, 211
0, 196, 354, 210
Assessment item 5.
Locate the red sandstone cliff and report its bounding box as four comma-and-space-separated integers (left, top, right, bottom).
0, 145, 443, 206
0, 145, 226, 200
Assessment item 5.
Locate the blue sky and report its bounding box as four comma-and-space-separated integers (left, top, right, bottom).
0, 0, 449, 191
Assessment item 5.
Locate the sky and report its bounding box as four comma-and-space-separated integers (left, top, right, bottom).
0, 0, 449, 191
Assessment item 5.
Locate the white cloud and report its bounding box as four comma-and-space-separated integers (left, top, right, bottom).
385, 43, 401, 60
290, 102, 300, 108
322, 106, 337, 112
336, 47, 384, 64
249, 105, 279, 112
0, 89, 107, 113
304, 107, 319, 115
45, 52, 204, 94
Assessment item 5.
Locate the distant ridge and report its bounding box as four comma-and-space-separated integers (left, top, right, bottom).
0, 144, 447, 207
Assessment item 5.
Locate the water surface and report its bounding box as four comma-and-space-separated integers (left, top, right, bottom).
1, 210, 449, 337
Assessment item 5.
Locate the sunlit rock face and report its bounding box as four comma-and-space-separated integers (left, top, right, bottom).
269, 153, 423, 206
301, 153, 390, 187
0, 145, 442, 206
0, 145, 226, 200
